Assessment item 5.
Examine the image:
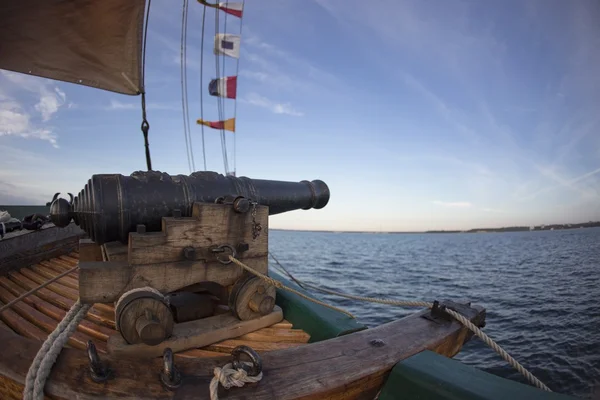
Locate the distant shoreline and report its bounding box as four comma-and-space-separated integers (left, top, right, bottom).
271, 221, 600, 234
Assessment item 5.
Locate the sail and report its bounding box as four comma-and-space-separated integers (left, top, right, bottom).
0, 0, 147, 95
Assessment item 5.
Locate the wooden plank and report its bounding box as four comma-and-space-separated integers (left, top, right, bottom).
0, 283, 107, 353
17, 268, 79, 299
78, 239, 103, 262
58, 254, 79, 264
16, 267, 114, 314
236, 328, 310, 343
79, 256, 267, 304
6, 271, 116, 329
0, 277, 112, 341
0, 303, 486, 400
102, 241, 128, 262
127, 203, 268, 265
0, 223, 84, 275
38, 259, 78, 278
176, 349, 227, 359
29, 264, 79, 290
272, 320, 293, 329
107, 306, 283, 358
204, 339, 304, 353
0, 301, 47, 342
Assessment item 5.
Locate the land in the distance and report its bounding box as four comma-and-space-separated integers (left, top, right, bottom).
425, 221, 600, 233
270, 221, 600, 234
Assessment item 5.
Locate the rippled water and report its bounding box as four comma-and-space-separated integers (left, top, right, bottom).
269, 227, 600, 398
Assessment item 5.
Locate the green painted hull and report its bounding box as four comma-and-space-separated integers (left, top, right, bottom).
379, 350, 576, 399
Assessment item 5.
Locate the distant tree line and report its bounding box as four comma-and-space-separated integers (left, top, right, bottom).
426, 221, 600, 233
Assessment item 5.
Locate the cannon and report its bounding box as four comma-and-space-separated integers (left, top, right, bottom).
51, 171, 330, 358
49, 170, 330, 244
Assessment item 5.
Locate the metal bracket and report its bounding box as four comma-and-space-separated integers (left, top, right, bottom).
422, 300, 482, 326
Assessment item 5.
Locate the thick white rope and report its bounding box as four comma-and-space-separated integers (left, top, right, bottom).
443, 308, 550, 391
232, 255, 552, 392
210, 361, 263, 400
23, 299, 91, 400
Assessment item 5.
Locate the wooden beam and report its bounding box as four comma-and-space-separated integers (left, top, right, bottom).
107, 306, 283, 358
0, 304, 485, 400
127, 204, 268, 265
78, 257, 267, 304
0, 224, 84, 275
78, 239, 103, 262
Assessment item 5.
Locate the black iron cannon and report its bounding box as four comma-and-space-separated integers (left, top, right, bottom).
49, 171, 330, 244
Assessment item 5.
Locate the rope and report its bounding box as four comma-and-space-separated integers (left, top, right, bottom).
230, 255, 552, 392
181, 0, 194, 173
210, 361, 263, 400
23, 299, 91, 400
199, 3, 208, 170
0, 265, 79, 314
442, 308, 551, 392
231, 0, 245, 176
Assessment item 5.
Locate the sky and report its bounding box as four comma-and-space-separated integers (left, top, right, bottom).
1, 0, 599, 232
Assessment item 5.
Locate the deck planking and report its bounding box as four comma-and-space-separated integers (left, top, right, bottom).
0, 251, 310, 358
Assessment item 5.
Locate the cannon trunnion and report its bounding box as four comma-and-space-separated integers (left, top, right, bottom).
61, 171, 330, 357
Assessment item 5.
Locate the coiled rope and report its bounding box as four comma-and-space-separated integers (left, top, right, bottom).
228, 255, 552, 392
210, 361, 263, 400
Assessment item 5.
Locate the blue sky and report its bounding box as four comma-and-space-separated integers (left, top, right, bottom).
1, 0, 599, 231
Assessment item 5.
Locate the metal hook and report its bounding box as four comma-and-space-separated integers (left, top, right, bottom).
87, 340, 112, 383
160, 348, 182, 390
232, 345, 262, 377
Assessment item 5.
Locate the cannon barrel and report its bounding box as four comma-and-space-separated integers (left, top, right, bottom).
49, 171, 329, 244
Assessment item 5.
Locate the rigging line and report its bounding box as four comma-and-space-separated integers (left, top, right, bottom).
214, 7, 229, 174
180, 0, 192, 173
183, 0, 196, 171
220, 1, 230, 173
141, 0, 152, 171
217, 3, 230, 174
232, 0, 245, 175
199, 5, 208, 171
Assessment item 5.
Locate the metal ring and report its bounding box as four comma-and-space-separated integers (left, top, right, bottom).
160, 348, 181, 390
231, 345, 262, 377
212, 244, 237, 265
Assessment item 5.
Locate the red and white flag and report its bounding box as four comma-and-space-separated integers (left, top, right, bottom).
198, 1, 243, 18
208, 76, 237, 99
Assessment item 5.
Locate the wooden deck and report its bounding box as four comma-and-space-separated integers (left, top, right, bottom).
0, 251, 311, 359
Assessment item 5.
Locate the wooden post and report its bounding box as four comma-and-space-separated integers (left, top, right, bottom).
78, 239, 103, 262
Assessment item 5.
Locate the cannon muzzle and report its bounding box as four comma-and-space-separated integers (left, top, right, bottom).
49, 171, 329, 244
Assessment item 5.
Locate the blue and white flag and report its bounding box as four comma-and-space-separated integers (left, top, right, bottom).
214, 34, 241, 59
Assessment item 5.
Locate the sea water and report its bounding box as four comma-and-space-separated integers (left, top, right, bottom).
269, 227, 600, 398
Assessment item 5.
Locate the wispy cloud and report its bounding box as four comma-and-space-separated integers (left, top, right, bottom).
107, 99, 137, 110
0, 71, 65, 148
105, 99, 179, 111
240, 93, 304, 116
241, 28, 345, 95
431, 201, 472, 208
